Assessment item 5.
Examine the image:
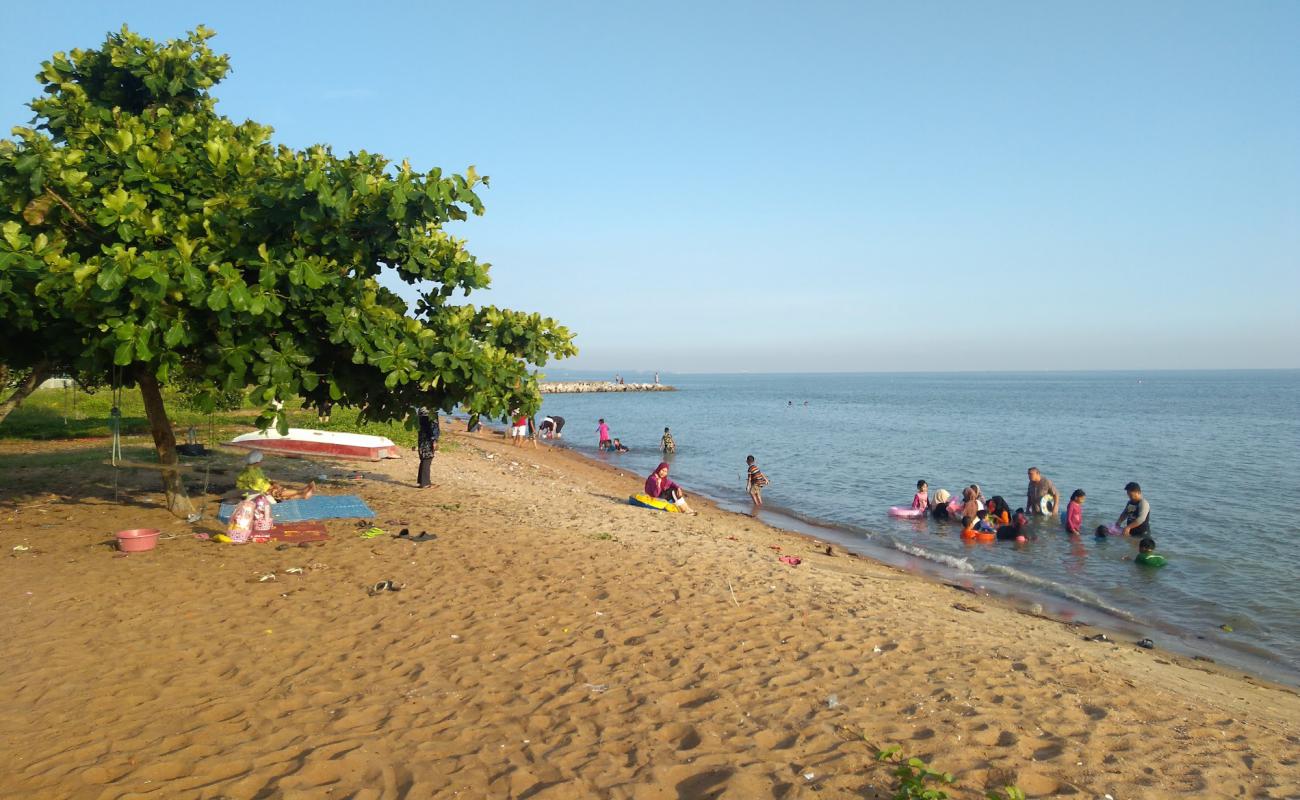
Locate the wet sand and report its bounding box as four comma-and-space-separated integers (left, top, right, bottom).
1, 425, 1297, 798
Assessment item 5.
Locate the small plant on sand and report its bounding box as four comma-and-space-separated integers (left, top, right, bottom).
589, 531, 618, 541
876, 747, 955, 800
986, 788, 1026, 800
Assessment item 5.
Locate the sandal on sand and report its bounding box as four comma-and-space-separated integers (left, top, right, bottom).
359, 526, 386, 539
368, 580, 405, 596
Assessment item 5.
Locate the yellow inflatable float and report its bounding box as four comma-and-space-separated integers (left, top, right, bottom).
628, 493, 681, 513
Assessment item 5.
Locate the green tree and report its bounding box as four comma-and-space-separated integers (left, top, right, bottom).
0, 26, 575, 514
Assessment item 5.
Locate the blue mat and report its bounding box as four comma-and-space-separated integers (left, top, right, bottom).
218, 495, 375, 522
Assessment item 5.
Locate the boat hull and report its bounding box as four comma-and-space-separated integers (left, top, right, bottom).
226, 429, 402, 461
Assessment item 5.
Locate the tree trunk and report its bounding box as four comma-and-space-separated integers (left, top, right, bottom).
136, 366, 195, 517
0, 361, 53, 425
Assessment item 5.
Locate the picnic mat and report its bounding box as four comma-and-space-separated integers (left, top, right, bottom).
268, 522, 330, 544
218, 495, 375, 522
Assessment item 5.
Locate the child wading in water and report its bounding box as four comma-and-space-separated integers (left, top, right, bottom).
1064, 489, 1085, 534
1136, 537, 1167, 567
912, 480, 929, 511
661, 427, 676, 454
746, 455, 769, 506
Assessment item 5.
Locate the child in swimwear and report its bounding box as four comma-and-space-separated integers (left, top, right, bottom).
986, 496, 1011, 526
961, 515, 978, 537
661, 427, 676, 454
746, 455, 769, 506
1094, 525, 1111, 538
973, 510, 996, 533
1064, 489, 1085, 534
611, 438, 629, 453
912, 480, 929, 511
1135, 537, 1167, 567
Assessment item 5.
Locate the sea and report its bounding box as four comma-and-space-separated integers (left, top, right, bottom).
528, 370, 1300, 684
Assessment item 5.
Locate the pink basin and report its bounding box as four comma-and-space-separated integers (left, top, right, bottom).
116, 528, 160, 553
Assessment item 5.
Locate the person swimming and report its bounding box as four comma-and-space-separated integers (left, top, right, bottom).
1135, 536, 1167, 567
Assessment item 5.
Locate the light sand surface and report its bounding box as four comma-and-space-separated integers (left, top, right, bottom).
1, 425, 1298, 799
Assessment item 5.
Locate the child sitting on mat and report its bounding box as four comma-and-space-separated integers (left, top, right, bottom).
236, 451, 315, 501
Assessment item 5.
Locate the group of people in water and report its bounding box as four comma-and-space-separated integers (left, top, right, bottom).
910, 468, 1165, 566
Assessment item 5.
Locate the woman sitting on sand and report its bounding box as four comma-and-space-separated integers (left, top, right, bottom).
235, 451, 315, 501
645, 462, 696, 515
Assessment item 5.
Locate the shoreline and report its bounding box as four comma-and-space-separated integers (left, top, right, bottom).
1, 429, 1298, 797
509, 431, 1300, 692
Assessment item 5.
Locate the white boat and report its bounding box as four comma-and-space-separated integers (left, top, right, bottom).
227, 428, 402, 461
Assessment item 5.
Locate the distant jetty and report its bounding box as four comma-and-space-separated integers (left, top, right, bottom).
540, 382, 675, 394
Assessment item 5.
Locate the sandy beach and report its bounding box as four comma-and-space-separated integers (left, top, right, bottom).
1, 424, 1298, 799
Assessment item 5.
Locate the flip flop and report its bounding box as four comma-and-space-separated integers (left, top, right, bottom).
359, 526, 386, 539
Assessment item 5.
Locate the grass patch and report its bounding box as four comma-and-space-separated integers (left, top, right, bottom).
0, 445, 158, 471
589, 532, 618, 542
0, 387, 424, 447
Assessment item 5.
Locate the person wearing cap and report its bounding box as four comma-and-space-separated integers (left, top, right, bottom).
235, 451, 315, 500
1116, 482, 1151, 537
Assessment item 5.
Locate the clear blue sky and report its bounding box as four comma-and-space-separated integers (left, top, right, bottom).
3, 1, 1297, 372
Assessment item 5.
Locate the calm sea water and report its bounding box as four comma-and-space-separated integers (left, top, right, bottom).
533, 371, 1300, 682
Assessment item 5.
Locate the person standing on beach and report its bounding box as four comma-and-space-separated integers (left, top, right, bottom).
746, 455, 768, 506
661, 427, 675, 454
597, 418, 612, 450
415, 407, 439, 489
1026, 468, 1060, 516
510, 410, 529, 447
1116, 482, 1151, 537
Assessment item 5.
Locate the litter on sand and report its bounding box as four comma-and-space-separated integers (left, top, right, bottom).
368, 580, 405, 596
778, 555, 802, 566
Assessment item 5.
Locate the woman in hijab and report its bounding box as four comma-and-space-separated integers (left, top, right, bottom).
645, 462, 697, 515
416, 407, 439, 489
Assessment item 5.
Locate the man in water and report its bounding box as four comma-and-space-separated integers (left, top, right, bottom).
1025, 467, 1061, 516
1116, 481, 1151, 537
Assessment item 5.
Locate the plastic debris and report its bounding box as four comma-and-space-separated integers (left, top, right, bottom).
826, 694, 840, 709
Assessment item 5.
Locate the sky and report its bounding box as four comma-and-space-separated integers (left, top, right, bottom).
2, 1, 1297, 373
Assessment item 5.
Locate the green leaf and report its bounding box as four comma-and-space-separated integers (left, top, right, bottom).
164, 322, 184, 347
113, 340, 134, 365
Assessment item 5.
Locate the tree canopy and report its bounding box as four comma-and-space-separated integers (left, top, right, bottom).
0, 26, 576, 511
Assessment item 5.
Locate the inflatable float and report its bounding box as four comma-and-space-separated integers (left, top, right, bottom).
888, 506, 926, 518
1135, 553, 1167, 568
628, 493, 681, 513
